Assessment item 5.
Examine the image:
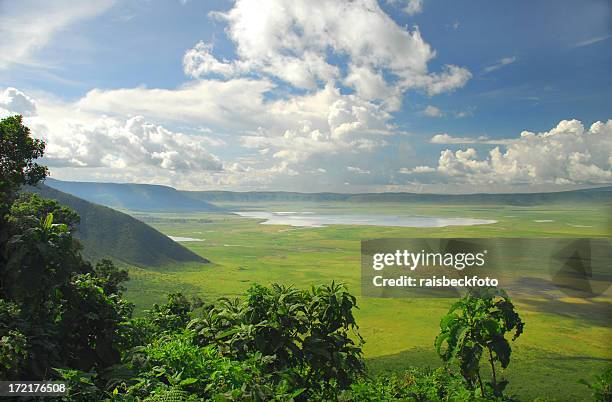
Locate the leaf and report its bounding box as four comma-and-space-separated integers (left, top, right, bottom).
440, 313, 458, 329
215, 327, 241, 340
179, 378, 199, 386
434, 333, 449, 355
482, 318, 500, 336
42, 212, 53, 230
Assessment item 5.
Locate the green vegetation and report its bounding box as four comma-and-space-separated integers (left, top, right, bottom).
1, 116, 129, 379
25, 184, 207, 267
579, 367, 612, 401
123, 203, 611, 400
435, 288, 524, 397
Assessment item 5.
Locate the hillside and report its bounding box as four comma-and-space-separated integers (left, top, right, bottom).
26, 184, 208, 267
183, 186, 612, 205
45, 178, 222, 212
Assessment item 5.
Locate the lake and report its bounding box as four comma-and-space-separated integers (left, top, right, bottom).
234, 211, 497, 228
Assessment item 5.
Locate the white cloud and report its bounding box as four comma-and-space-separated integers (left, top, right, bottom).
77, 79, 275, 130
1, 1, 477, 190
404, 64, 472, 96
429, 133, 510, 145
402, 0, 423, 15
36, 115, 222, 172
187, 0, 470, 98
399, 165, 436, 174
454, 108, 473, 118
483, 56, 517, 73
77, 82, 393, 165
0, 87, 38, 117
2, 87, 223, 176
414, 119, 612, 185
571, 34, 612, 48
387, 0, 423, 16
6, 84, 393, 189
344, 64, 397, 105
347, 166, 371, 174
422, 105, 443, 117
183, 41, 240, 78
0, 0, 114, 69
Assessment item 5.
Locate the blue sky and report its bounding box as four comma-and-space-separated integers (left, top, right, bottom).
1, 0, 611, 192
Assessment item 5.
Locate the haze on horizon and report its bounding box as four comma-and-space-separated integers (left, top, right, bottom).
1, 0, 611, 194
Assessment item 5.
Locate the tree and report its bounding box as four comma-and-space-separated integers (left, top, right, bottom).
188, 281, 364, 397
0, 116, 131, 379
435, 288, 524, 397
0, 115, 47, 210
1, 115, 49, 285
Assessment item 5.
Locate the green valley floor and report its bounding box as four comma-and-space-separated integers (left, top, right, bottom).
121, 201, 611, 400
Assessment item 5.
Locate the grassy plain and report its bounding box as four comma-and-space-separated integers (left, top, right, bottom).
123, 201, 611, 400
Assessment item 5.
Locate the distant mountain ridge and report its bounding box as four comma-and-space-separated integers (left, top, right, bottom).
184, 186, 612, 205
45, 179, 612, 207
26, 185, 208, 267
46, 178, 222, 212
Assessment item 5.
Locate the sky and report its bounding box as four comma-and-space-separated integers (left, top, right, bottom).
1, 0, 611, 193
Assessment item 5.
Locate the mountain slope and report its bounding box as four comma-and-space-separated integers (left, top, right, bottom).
183, 186, 612, 205
45, 178, 222, 212
26, 185, 208, 267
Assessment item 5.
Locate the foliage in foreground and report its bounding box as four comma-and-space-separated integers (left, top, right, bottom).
580, 367, 612, 402
435, 287, 524, 397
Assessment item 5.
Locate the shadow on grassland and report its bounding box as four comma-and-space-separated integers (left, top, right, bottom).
518, 296, 612, 328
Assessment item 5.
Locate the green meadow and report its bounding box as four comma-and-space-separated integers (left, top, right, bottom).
123, 202, 611, 401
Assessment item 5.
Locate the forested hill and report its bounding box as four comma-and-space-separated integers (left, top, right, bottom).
26, 185, 208, 267
45, 178, 223, 212
184, 186, 612, 205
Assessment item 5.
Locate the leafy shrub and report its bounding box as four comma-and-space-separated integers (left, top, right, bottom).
188, 282, 364, 396
580, 367, 612, 402
435, 288, 523, 398
339, 367, 489, 401
118, 330, 301, 401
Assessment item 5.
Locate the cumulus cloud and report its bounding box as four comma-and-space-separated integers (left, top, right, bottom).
183, 41, 240, 78
412, 119, 612, 185
186, 0, 470, 99
6, 85, 393, 189
77, 82, 392, 165
404, 65, 472, 96
36, 115, 222, 172
0, 87, 38, 117
0, 0, 114, 69
0, 1, 478, 191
